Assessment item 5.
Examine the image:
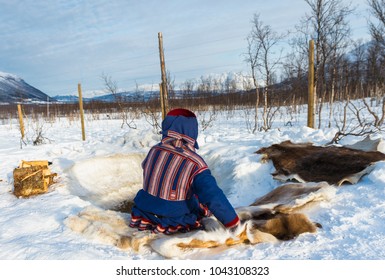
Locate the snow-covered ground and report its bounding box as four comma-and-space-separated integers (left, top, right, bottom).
1, 104, 385, 264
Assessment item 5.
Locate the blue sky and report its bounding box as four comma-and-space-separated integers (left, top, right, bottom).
0, 0, 371, 97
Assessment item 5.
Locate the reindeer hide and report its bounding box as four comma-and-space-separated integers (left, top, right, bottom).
256, 140, 385, 186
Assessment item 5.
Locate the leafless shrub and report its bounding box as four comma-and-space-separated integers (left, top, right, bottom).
197, 109, 217, 131
32, 125, 51, 145
329, 98, 385, 144
243, 107, 259, 133
142, 108, 162, 134
101, 73, 137, 129
17, 113, 52, 147
363, 97, 385, 128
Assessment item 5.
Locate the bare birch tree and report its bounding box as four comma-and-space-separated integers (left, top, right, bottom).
367, 0, 385, 101
296, 0, 354, 128
245, 34, 261, 133
245, 13, 285, 132
368, 0, 385, 46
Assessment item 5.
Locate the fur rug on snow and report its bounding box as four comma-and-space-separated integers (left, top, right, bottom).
65, 182, 335, 259
256, 139, 385, 185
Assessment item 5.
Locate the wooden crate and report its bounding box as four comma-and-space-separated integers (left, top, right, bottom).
13, 160, 57, 198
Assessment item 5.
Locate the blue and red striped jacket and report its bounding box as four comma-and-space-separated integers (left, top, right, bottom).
130, 110, 239, 234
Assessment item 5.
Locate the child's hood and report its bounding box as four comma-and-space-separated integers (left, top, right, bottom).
161, 112, 199, 149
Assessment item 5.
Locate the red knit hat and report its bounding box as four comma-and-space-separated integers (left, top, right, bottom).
166, 108, 196, 118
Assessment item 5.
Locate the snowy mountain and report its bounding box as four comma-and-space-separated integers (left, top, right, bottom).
52, 95, 90, 103
0, 71, 55, 103
54, 90, 158, 103
53, 72, 253, 103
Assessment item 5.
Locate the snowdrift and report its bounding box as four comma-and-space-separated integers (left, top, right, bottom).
64, 153, 336, 259
1, 112, 385, 260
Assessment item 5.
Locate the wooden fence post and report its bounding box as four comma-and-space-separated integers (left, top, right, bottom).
159, 83, 166, 120
17, 104, 25, 139
308, 39, 315, 129
158, 32, 169, 115
78, 83, 86, 141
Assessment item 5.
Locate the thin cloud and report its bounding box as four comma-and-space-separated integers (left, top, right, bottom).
0, 0, 371, 96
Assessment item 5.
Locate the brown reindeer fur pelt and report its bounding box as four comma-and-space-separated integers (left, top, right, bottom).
256, 140, 385, 185
249, 212, 320, 241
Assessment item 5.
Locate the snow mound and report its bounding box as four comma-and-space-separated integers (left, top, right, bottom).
68, 153, 145, 209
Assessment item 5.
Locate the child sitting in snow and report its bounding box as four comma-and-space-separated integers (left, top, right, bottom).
129, 108, 240, 234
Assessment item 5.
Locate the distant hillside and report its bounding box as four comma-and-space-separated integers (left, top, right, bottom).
0, 72, 55, 104
53, 90, 157, 103
52, 95, 85, 103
